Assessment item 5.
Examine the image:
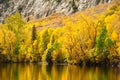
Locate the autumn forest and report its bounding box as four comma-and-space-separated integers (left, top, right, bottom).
0, 1, 120, 67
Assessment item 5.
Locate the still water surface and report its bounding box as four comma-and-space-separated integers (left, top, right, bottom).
0, 64, 120, 80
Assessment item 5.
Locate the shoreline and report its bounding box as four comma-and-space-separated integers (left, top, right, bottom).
0, 61, 120, 68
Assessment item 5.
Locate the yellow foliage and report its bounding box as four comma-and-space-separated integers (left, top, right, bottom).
117, 42, 120, 47
0, 2, 120, 64
111, 31, 118, 40
33, 40, 38, 46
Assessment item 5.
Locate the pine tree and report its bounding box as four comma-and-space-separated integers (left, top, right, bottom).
31, 25, 36, 42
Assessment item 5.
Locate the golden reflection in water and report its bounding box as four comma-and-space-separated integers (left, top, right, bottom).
0, 64, 120, 80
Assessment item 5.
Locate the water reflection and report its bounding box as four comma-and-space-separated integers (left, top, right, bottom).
0, 64, 120, 80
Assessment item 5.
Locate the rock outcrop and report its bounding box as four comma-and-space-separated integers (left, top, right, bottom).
0, 0, 112, 23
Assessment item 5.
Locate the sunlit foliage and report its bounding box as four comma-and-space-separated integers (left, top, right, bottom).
0, 2, 120, 65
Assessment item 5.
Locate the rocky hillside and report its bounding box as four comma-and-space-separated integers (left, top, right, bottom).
0, 0, 112, 23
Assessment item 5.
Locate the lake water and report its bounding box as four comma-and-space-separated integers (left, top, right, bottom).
0, 64, 120, 80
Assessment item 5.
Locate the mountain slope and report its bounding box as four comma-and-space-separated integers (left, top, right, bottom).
0, 0, 111, 23
26, 3, 109, 31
